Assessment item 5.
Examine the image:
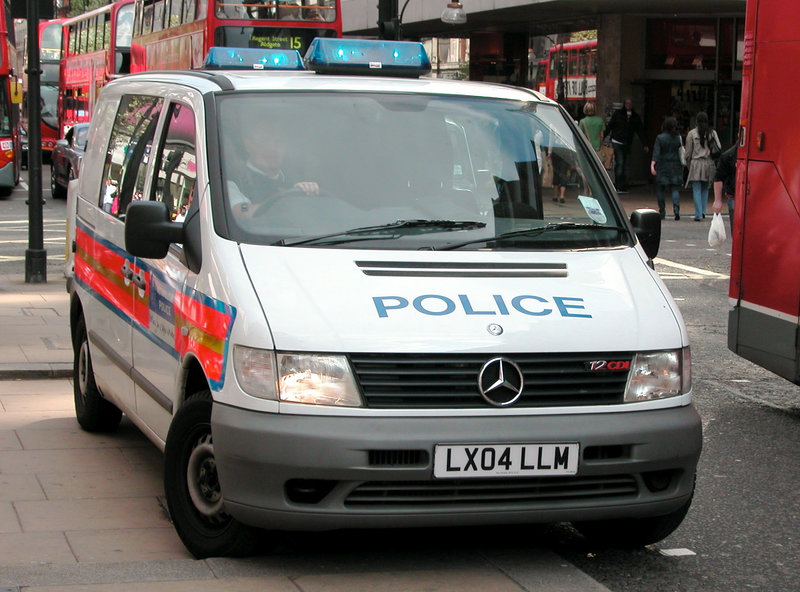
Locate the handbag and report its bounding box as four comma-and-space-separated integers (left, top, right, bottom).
709, 130, 722, 161
678, 135, 687, 167
708, 212, 727, 247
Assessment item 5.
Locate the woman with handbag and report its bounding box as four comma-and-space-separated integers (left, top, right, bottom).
651, 116, 684, 220
684, 111, 720, 221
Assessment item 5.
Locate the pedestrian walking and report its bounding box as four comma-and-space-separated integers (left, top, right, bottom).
578, 101, 605, 153
684, 111, 720, 221
650, 116, 684, 220
604, 98, 649, 192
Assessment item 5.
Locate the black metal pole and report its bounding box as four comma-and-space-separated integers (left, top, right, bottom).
25, 0, 46, 283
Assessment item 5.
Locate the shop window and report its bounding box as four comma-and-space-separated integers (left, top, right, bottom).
646, 18, 717, 71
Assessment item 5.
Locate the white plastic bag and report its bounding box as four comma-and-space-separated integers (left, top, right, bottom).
708, 212, 727, 247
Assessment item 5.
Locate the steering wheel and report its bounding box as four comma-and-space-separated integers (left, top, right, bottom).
251, 187, 308, 218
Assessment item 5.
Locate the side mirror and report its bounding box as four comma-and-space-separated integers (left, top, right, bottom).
125, 201, 184, 259
629, 208, 661, 260
56, 139, 68, 148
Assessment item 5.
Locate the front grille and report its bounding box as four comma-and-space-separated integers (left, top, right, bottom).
345, 474, 638, 507
349, 353, 631, 408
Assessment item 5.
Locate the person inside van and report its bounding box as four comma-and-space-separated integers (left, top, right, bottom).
226, 121, 319, 218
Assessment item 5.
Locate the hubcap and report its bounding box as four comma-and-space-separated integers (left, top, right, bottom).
186, 432, 226, 523
77, 341, 89, 401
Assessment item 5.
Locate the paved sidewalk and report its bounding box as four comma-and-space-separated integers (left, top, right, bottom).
0, 272, 72, 379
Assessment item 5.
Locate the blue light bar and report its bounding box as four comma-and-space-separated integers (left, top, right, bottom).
203, 47, 305, 71
304, 38, 431, 78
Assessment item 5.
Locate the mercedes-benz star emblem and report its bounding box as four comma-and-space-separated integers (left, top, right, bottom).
477, 357, 524, 407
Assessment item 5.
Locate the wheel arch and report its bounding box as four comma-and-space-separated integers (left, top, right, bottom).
180, 354, 211, 408
69, 292, 84, 349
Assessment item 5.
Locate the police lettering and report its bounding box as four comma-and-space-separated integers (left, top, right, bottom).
373, 294, 591, 319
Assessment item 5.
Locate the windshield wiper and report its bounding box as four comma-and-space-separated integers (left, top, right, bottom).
276, 220, 487, 247
438, 222, 627, 251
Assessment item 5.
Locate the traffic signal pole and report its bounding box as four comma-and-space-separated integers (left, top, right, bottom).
25, 0, 47, 283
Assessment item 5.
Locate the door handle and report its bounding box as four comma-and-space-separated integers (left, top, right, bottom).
121, 261, 134, 282
132, 272, 147, 290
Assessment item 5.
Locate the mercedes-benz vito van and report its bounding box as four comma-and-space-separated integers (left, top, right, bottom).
66, 39, 701, 558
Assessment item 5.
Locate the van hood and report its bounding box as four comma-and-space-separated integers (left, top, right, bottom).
239, 246, 685, 354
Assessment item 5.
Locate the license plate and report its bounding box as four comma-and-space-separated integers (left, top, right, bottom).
433, 443, 579, 478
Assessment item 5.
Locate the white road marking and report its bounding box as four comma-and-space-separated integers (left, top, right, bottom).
659, 548, 697, 557
654, 257, 729, 279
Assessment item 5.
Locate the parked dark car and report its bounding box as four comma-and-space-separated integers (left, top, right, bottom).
51, 123, 89, 199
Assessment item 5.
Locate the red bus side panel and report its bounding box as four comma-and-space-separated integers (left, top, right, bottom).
728, 0, 800, 383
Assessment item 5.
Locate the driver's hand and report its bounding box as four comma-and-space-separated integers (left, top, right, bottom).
293, 181, 320, 195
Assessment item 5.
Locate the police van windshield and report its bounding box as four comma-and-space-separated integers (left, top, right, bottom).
217, 92, 629, 250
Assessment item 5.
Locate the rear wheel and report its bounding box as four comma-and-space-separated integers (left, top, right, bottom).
73, 315, 122, 431
164, 392, 261, 558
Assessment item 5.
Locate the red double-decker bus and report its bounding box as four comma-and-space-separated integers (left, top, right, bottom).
37, 19, 65, 153
0, 0, 21, 194
130, 0, 341, 71
58, 0, 135, 136
539, 39, 597, 118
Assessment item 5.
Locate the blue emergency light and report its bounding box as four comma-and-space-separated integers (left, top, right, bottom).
304, 38, 431, 78
203, 47, 305, 71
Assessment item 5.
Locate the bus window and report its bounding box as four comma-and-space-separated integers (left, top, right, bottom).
117, 2, 134, 46
41, 22, 62, 57
167, 0, 182, 27
216, 0, 336, 22
143, 3, 154, 35
569, 48, 578, 76
183, 0, 196, 23
153, 0, 165, 33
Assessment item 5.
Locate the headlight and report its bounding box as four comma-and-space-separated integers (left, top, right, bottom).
623, 347, 691, 402
277, 353, 362, 407
233, 347, 362, 407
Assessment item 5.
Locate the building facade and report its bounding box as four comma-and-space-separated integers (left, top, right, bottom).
343, 0, 746, 184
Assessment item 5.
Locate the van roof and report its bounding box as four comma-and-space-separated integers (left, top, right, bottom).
108, 69, 553, 103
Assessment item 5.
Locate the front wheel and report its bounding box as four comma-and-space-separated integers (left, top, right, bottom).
51, 164, 66, 199
572, 490, 694, 548
164, 392, 261, 558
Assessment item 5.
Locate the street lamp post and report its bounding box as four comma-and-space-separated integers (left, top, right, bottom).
25, 0, 46, 283
377, 0, 466, 40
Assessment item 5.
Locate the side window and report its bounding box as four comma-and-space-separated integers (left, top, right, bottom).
99, 95, 164, 218
152, 103, 197, 222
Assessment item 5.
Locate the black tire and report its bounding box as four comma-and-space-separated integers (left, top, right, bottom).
572, 490, 694, 548
164, 392, 261, 558
51, 164, 66, 199
73, 315, 123, 432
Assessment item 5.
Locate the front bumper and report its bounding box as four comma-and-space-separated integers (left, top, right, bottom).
212, 404, 702, 531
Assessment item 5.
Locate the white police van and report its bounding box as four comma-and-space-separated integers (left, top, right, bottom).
66, 39, 701, 558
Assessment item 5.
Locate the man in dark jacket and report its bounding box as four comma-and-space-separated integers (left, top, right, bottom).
713, 143, 737, 229
604, 98, 649, 192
